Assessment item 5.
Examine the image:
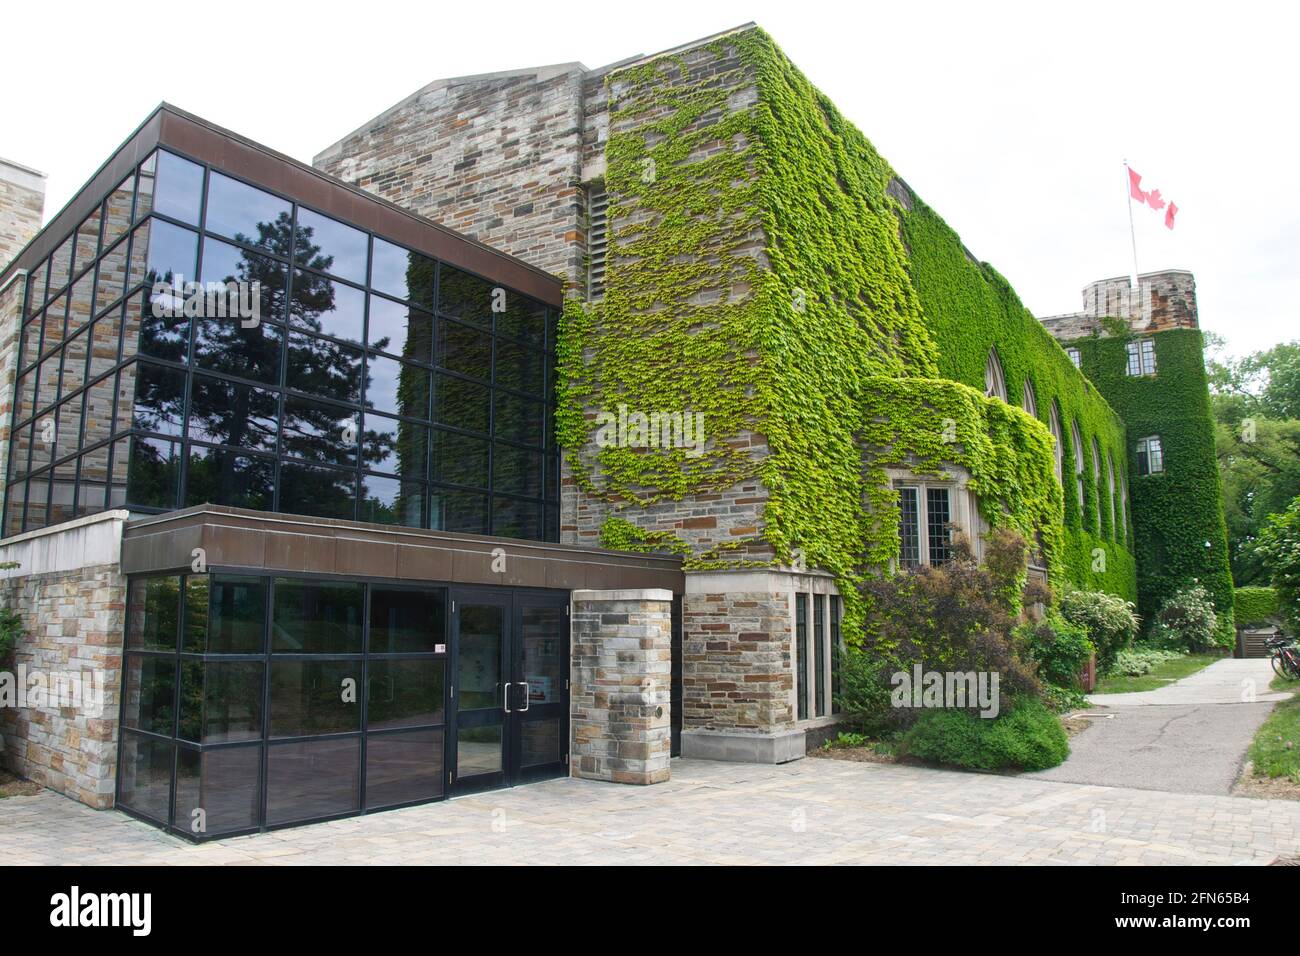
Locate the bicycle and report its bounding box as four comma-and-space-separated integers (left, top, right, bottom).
1265, 635, 1300, 680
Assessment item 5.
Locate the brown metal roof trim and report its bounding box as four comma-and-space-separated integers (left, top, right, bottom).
122, 505, 683, 593
3, 105, 564, 306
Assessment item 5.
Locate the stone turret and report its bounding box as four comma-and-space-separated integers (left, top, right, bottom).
1039, 270, 1198, 342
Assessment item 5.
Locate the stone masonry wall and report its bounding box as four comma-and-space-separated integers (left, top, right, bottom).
1040, 270, 1199, 341
0, 159, 45, 271
314, 65, 588, 287
570, 589, 672, 784
0, 562, 126, 808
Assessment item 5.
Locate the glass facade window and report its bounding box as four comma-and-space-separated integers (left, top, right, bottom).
795, 593, 808, 721
117, 573, 449, 839
5, 148, 559, 542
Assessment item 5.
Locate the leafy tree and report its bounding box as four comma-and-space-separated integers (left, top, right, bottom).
1255, 496, 1300, 635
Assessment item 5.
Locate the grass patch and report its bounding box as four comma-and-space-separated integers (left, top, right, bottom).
1094, 653, 1218, 694
1248, 685, 1300, 781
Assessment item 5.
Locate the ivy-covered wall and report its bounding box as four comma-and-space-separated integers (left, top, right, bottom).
557, 26, 1138, 636
1067, 327, 1234, 636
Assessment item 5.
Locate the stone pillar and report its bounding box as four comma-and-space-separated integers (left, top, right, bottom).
0, 158, 45, 270
570, 588, 672, 784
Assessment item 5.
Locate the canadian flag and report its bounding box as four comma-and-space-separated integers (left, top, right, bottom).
1128, 167, 1179, 230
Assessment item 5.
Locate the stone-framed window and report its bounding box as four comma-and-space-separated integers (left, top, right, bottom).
1137, 434, 1164, 475
984, 348, 1007, 401
793, 590, 842, 723
1066, 347, 1081, 369
894, 480, 975, 568
1126, 338, 1157, 376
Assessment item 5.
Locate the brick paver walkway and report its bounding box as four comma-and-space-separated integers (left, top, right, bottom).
3, 758, 1298, 865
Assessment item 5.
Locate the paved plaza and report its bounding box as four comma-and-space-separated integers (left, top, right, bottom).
3, 756, 1298, 865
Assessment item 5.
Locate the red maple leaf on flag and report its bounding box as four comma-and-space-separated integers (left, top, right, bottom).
1145, 188, 1166, 211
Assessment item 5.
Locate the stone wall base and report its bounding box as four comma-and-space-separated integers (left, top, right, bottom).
680, 727, 805, 764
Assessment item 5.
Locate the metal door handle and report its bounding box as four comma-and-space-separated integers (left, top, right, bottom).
519, 681, 530, 712
502, 682, 512, 713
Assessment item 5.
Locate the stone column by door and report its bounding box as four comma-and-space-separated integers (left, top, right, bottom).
570, 588, 672, 784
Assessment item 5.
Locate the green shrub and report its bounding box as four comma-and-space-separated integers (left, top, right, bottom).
1059, 588, 1139, 672
1110, 646, 1185, 677
1254, 499, 1300, 636
899, 696, 1069, 771
832, 645, 894, 735
1234, 586, 1280, 627
1018, 613, 1093, 689
1042, 685, 1089, 713
1148, 583, 1222, 650
0, 605, 21, 666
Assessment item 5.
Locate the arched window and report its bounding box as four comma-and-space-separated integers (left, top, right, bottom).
1071, 419, 1085, 513
1021, 379, 1037, 419
1092, 438, 1103, 532
984, 349, 1007, 401
1107, 453, 1119, 544
1049, 401, 1064, 484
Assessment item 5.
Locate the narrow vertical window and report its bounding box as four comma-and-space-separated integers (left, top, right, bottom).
1141, 338, 1157, 374
1126, 341, 1141, 376
926, 488, 952, 565
813, 594, 826, 718
829, 596, 841, 715
585, 184, 608, 300
795, 593, 808, 721
1137, 435, 1164, 475
1066, 347, 1081, 369
898, 487, 921, 567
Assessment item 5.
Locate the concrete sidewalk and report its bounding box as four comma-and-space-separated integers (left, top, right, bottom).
1033, 658, 1292, 796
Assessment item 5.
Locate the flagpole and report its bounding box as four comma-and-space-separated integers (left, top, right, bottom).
1123, 160, 1140, 286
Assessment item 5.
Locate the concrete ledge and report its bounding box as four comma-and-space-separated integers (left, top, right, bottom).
680, 727, 806, 764
572, 588, 673, 602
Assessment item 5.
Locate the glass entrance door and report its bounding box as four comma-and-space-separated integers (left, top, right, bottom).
450, 589, 569, 795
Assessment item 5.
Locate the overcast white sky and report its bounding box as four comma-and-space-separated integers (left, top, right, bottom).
4, 1, 1295, 356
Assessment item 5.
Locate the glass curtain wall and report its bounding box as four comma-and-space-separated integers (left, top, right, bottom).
5, 148, 559, 541
117, 572, 447, 839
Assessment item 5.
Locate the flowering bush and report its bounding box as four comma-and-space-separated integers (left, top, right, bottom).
1148, 583, 1221, 651
1058, 588, 1139, 673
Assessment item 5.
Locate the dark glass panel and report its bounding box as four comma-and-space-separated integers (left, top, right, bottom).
496, 293, 547, 347
359, 474, 423, 527
108, 436, 130, 507
41, 293, 67, 358
492, 496, 543, 540
434, 374, 490, 434
204, 170, 292, 251
173, 745, 260, 836
36, 353, 60, 416
429, 488, 488, 535
269, 659, 362, 736
493, 444, 542, 498
369, 587, 445, 654
492, 391, 545, 446
187, 374, 277, 451
365, 354, 430, 418
544, 455, 560, 500
123, 654, 177, 734
795, 593, 808, 720
520, 719, 563, 768
48, 455, 77, 525
367, 659, 445, 729
290, 270, 364, 343
494, 339, 544, 395
271, 579, 364, 655
134, 152, 156, 222
370, 237, 435, 308
458, 604, 502, 711
437, 318, 491, 381
294, 208, 367, 285
74, 206, 102, 271
266, 738, 359, 826
178, 660, 265, 743
281, 395, 357, 466
49, 235, 74, 293
4, 482, 25, 537
286, 330, 362, 404
367, 294, 433, 363
24, 476, 49, 531
127, 436, 180, 508
8, 424, 30, 479
76, 443, 109, 517
117, 734, 173, 823
151, 150, 204, 225
519, 604, 563, 705
20, 318, 41, 371
94, 236, 129, 314
128, 290, 189, 364
431, 429, 488, 488
15, 368, 36, 424
193, 312, 282, 385
184, 445, 275, 511
277, 462, 356, 520
101, 176, 134, 248
30, 407, 54, 473
362, 414, 427, 478
436, 264, 494, 328
199, 235, 290, 326
364, 728, 443, 809
184, 574, 266, 654
136, 219, 198, 290
26, 260, 48, 315
131, 362, 185, 435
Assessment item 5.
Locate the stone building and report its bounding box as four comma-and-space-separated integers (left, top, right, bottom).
0, 23, 1226, 839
